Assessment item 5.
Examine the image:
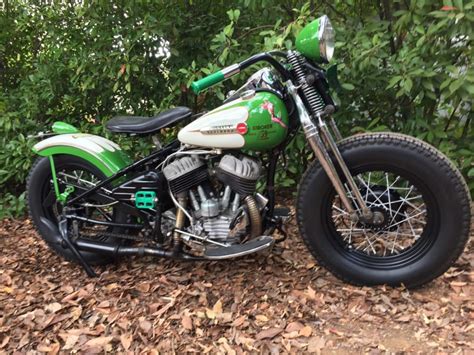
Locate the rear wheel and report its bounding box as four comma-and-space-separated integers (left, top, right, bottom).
27, 155, 127, 265
297, 133, 471, 288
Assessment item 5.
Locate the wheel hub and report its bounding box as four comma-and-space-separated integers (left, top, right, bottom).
358, 185, 405, 231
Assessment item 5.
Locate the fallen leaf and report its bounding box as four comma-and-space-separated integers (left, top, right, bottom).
213, 299, 223, 315
308, 337, 326, 354
299, 326, 312, 337
286, 321, 304, 332
256, 327, 283, 340
233, 315, 246, 327
181, 315, 193, 330
0, 336, 10, 349
120, 333, 133, 351
139, 319, 152, 332
62, 334, 79, 350
84, 336, 114, 349
45, 302, 62, 313
137, 282, 151, 293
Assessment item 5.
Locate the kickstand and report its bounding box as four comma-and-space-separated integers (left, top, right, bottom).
58, 219, 97, 277
274, 222, 288, 243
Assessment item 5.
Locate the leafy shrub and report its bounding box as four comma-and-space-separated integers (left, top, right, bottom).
0, 0, 472, 217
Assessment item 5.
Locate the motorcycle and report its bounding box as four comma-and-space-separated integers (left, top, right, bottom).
27, 15, 471, 287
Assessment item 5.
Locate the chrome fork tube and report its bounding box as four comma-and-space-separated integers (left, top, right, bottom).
328, 116, 343, 142
317, 116, 371, 218
286, 81, 369, 220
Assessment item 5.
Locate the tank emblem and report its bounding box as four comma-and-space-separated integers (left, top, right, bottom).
236, 123, 248, 135
200, 123, 247, 135
261, 101, 287, 129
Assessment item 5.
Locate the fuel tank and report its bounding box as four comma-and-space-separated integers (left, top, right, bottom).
178, 91, 289, 151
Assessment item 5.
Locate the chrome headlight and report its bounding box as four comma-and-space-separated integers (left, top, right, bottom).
296, 14, 336, 63
318, 15, 335, 62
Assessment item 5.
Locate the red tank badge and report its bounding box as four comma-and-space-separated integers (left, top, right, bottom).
236, 122, 248, 135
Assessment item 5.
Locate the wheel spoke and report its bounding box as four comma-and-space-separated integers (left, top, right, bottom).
331, 169, 428, 258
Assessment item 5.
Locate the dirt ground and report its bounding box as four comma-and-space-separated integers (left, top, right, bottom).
0, 214, 472, 354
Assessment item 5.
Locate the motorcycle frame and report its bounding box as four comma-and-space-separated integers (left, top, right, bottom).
58, 51, 368, 232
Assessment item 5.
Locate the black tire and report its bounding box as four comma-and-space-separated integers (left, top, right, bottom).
297, 133, 471, 288
27, 155, 125, 265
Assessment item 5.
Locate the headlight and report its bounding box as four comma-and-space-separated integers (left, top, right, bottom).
296, 15, 335, 63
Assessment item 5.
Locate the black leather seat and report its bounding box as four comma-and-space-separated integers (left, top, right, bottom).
106, 107, 192, 134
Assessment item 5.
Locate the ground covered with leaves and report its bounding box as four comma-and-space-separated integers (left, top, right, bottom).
0, 216, 472, 354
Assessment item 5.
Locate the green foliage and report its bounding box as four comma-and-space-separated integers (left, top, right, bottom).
0, 0, 472, 216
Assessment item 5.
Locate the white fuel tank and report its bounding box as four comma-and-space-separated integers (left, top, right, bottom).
177, 104, 248, 149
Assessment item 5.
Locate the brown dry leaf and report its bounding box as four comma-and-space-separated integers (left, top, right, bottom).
0, 336, 10, 349
45, 302, 62, 313
233, 315, 246, 327
206, 308, 216, 320
96, 300, 110, 308
213, 299, 223, 315
139, 318, 153, 332
299, 326, 312, 337
62, 334, 79, 350
84, 336, 114, 349
137, 282, 151, 293
255, 327, 283, 340
255, 315, 268, 323
307, 286, 317, 299
120, 333, 133, 351
181, 315, 193, 330
283, 331, 300, 339
308, 337, 326, 354
286, 321, 304, 332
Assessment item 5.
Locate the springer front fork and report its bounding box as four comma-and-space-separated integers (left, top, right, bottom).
286, 82, 372, 222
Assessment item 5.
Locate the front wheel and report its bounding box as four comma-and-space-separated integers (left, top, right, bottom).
297, 133, 471, 288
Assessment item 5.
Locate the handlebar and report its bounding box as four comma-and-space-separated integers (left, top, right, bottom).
190, 52, 290, 94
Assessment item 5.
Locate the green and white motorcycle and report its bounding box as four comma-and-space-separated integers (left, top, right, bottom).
27, 15, 471, 287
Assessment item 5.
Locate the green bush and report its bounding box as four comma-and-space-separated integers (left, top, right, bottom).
0, 0, 472, 217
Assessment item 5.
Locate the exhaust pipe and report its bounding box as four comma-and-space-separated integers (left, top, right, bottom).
74, 239, 175, 258
39, 217, 64, 245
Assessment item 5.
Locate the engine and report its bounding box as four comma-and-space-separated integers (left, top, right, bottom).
162, 154, 262, 244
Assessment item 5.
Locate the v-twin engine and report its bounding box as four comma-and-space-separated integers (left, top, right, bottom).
163, 154, 262, 243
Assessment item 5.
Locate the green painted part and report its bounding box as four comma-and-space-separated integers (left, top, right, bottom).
210, 92, 289, 151
48, 155, 61, 200
296, 17, 321, 61
58, 185, 75, 203
191, 70, 225, 94
37, 146, 132, 177
52, 121, 80, 134
135, 190, 156, 209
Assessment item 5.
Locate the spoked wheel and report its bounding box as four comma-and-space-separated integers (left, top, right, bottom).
329, 169, 435, 266
27, 155, 127, 265
297, 133, 471, 288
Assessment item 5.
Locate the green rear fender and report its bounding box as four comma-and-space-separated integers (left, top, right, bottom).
32, 133, 132, 177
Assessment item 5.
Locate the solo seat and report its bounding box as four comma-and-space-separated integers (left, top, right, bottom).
106, 107, 192, 135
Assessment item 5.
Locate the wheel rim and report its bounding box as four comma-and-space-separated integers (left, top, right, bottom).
324, 164, 439, 269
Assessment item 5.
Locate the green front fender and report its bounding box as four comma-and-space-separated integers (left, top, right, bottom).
32, 133, 132, 177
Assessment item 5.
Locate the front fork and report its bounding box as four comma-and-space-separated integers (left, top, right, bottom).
286, 82, 372, 222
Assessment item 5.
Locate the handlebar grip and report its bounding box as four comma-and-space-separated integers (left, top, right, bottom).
191, 71, 224, 94
190, 64, 240, 94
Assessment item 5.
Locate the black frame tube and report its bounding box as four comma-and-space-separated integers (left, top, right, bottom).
67, 140, 179, 205
65, 215, 144, 229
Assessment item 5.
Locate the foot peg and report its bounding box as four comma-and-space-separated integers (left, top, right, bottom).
203, 235, 274, 260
